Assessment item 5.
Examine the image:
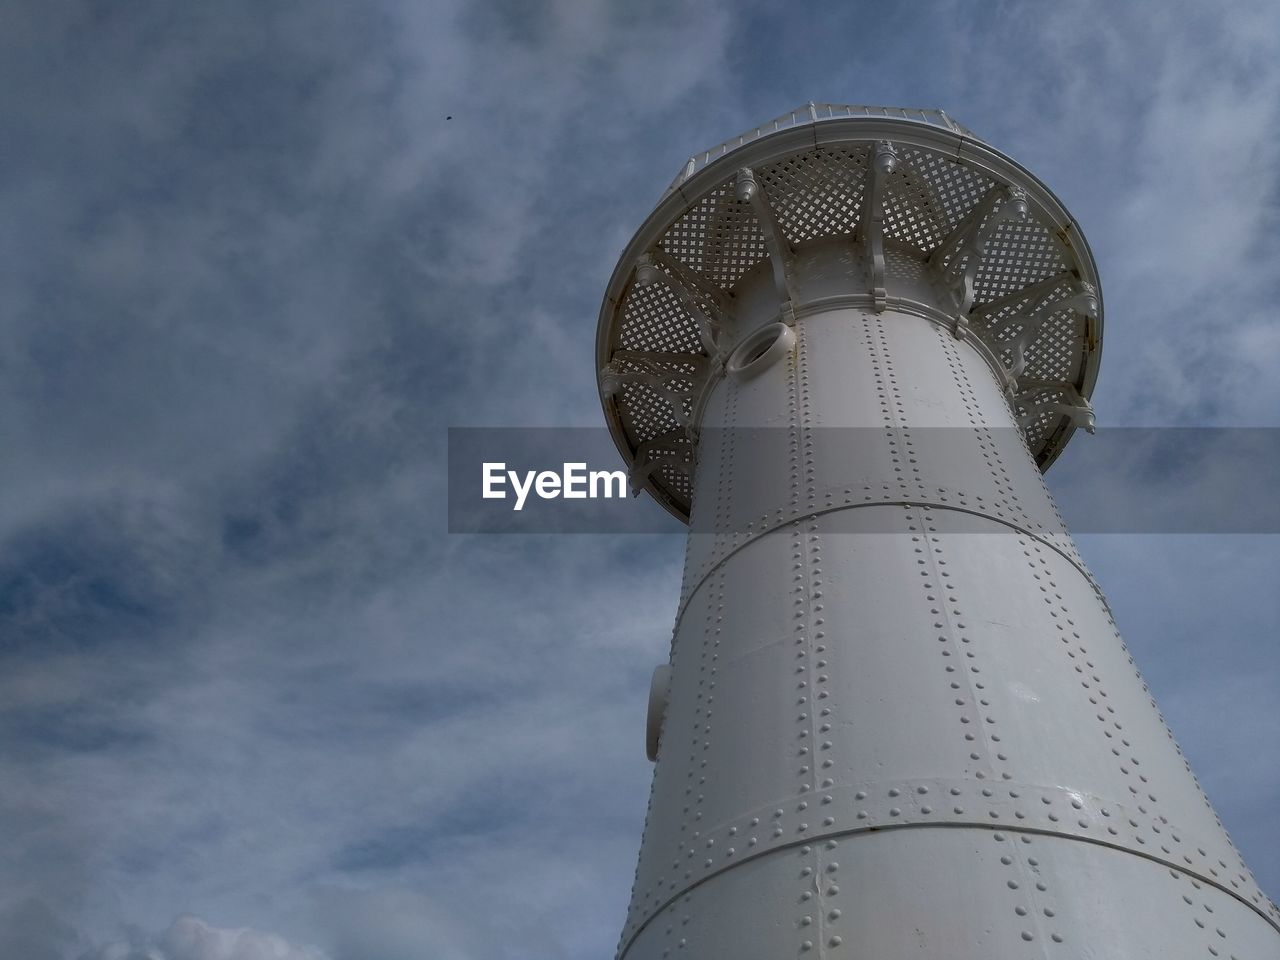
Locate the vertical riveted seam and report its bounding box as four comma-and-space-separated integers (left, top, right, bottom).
1023, 536, 1162, 829
864, 312, 908, 512
913, 503, 1001, 783
938, 325, 1022, 524
796, 320, 844, 953
682, 566, 725, 883
874, 315, 918, 502
803, 514, 832, 951
786, 318, 825, 951
1173, 868, 1241, 957
995, 829, 1057, 955
816, 834, 844, 954
718, 379, 736, 552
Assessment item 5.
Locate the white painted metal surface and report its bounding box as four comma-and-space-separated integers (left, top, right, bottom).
598, 106, 1280, 959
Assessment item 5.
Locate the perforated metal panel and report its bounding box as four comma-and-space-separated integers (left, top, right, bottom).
618, 281, 704, 355
972, 218, 1066, 301
661, 183, 769, 288
899, 145, 992, 227
757, 146, 869, 245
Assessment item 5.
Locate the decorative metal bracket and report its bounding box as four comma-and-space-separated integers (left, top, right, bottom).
634, 254, 729, 358
1014, 379, 1095, 435
930, 184, 1030, 325
972, 271, 1105, 384
601, 353, 709, 430
627, 430, 694, 496
860, 140, 899, 312
976, 276, 1099, 380
736, 167, 796, 324
649, 248, 733, 314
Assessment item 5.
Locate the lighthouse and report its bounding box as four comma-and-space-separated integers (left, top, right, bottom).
596, 104, 1280, 959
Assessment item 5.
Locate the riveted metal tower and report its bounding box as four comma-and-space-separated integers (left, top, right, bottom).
597, 105, 1280, 959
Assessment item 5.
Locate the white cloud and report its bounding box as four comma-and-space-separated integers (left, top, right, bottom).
309, 887, 487, 960
90, 916, 328, 960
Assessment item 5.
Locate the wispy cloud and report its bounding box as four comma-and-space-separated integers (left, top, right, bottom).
89, 915, 328, 960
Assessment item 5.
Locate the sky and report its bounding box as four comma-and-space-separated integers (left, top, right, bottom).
1, 1, 1278, 958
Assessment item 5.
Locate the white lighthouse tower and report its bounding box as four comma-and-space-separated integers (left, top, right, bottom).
597, 105, 1280, 959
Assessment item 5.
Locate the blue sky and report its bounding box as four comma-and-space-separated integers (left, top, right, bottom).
1, 1, 1277, 958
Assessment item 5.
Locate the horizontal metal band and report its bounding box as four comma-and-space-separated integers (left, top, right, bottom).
620, 777, 1277, 954
674, 497, 1097, 634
